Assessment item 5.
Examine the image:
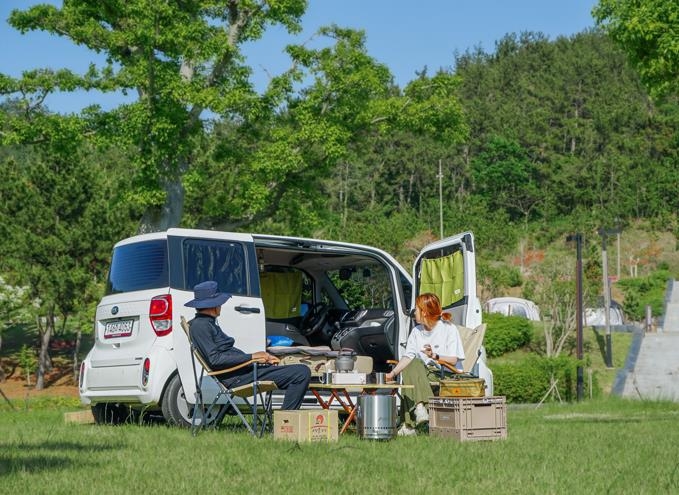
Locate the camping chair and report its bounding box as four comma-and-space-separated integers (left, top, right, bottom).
437, 323, 487, 377
180, 316, 276, 437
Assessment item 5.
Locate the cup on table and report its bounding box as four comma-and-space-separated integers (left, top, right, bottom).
374, 372, 386, 384
320, 371, 333, 384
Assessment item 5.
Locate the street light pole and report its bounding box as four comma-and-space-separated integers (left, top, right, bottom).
598, 227, 621, 368
567, 233, 584, 400
601, 233, 612, 367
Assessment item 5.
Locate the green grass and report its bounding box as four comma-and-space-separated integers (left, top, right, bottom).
2, 398, 679, 494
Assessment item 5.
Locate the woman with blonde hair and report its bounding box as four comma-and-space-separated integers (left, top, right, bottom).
386, 292, 465, 436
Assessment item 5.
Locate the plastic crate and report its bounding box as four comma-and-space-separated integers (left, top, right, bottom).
429, 396, 507, 441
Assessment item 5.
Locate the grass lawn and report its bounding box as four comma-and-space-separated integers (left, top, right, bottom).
2, 397, 679, 494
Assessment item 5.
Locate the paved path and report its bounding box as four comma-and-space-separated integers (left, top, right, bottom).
621, 279, 679, 401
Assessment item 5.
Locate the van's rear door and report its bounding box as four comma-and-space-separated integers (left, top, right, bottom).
411, 231, 481, 329
168, 229, 265, 403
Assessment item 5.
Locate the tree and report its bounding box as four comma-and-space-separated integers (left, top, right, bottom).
4, 0, 308, 233
524, 250, 593, 358
0, 105, 136, 389
594, 0, 679, 98
0, 276, 35, 381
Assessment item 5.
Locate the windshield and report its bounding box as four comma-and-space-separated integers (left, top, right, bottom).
325, 260, 394, 310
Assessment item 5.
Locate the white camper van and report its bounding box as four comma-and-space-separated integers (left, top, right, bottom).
79, 228, 492, 425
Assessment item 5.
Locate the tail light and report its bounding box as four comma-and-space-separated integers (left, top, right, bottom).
149, 294, 173, 336
142, 358, 150, 387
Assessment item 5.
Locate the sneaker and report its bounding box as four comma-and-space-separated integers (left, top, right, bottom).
414, 402, 429, 425
397, 424, 417, 437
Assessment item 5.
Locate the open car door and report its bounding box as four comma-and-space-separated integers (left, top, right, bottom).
411, 231, 482, 329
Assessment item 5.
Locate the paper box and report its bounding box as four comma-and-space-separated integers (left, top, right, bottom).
429, 396, 507, 442
274, 410, 339, 442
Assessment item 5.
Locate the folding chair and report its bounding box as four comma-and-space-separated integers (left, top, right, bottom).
180, 316, 276, 437
437, 323, 487, 377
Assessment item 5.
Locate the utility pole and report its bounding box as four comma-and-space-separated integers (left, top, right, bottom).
616, 231, 621, 279
598, 227, 621, 368
438, 159, 443, 239
567, 233, 584, 400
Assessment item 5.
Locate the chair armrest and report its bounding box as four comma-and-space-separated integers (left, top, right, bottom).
437, 360, 464, 374
206, 359, 264, 377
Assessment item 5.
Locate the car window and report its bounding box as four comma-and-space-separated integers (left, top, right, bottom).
183, 239, 248, 296
106, 240, 169, 294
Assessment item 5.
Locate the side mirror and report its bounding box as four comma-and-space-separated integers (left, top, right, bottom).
339, 267, 353, 280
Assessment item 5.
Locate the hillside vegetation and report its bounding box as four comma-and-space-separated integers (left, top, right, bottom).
2, 8, 679, 393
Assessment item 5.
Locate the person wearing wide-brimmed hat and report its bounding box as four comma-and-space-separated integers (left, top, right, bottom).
185, 281, 311, 410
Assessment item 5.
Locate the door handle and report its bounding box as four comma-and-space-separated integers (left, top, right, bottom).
234, 306, 261, 314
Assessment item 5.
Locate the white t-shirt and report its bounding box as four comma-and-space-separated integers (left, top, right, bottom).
404, 319, 465, 371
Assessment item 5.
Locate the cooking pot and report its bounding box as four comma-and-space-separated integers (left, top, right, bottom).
335, 348, 356, 372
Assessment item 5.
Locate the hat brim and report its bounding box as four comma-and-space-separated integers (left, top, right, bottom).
184, 292, 232, 308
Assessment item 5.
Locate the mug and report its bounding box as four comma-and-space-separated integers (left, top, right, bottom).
320, 371, 333, 384
374, 372, 386, 384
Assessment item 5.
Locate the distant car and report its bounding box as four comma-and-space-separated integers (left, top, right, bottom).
584, 299, 625, 326
484, 297, 541, 321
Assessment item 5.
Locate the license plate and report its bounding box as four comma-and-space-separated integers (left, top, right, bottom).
104, 319, 134, 339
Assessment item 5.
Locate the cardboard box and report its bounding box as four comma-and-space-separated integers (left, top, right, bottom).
429, 396, 507, 442
64, 410, 95, 424
274, 410, 339, 442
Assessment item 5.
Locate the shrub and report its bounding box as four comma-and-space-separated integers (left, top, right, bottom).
492, 355, 599, 403
616, 269, 670, 320
483, 312, 533, 357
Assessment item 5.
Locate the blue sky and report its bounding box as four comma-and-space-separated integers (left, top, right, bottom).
1, 0, 598, 114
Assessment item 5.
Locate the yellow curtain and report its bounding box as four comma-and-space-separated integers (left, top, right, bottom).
259, 271, 303, 318
419, 251, 464, 307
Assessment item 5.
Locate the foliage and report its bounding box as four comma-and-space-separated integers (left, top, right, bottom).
0, 276, 37, 358
483, 313, 533, 358
0, 107, 136, 388
492, 354, 597, 403
5, 0, 309, 231
616, 268, 670, 320
594, 0, 679, 98
18, 344, 37, 386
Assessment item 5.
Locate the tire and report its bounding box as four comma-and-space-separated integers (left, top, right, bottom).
91, 403, 134, 425
160, 374, 222, 428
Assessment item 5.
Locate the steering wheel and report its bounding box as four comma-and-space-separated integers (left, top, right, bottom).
300, 302, 329, 337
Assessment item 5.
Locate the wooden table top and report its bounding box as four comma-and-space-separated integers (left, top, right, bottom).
308, 383, 414, 390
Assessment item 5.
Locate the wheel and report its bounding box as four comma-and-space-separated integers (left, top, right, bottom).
91, 403, 133, 425
160, 374, 222, 428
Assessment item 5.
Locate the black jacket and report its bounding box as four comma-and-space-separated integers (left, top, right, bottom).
189, 313, 252, 370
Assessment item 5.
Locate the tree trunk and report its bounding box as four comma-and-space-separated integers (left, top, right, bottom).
36, 311, 55, 390
138, 177, 185, 233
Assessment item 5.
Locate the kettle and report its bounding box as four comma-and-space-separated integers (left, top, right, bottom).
335, 348, 357, 372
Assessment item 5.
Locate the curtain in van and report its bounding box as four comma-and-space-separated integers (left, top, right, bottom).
419, 251, 464, 308
259, 271, 303, 319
